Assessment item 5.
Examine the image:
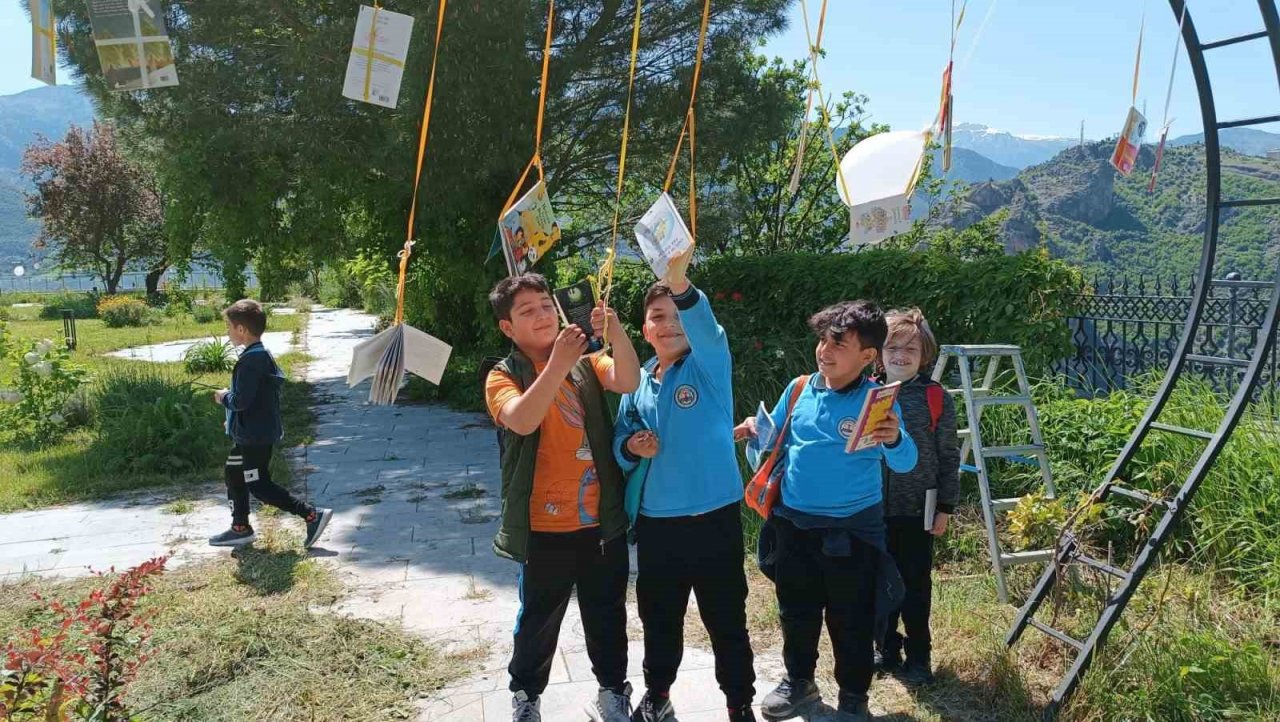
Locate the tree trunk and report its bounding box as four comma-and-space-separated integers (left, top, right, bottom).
145, 262, 168, 297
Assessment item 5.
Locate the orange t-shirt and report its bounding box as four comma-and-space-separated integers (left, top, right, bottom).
485, 355, 615, 533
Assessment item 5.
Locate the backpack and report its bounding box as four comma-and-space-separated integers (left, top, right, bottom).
926, 382, 945, 433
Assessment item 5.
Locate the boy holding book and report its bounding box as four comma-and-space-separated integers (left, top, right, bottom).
736, 300, 917, 722
875, 308, 960, 685
613, 251, 756, 722
484, 274, 642, 722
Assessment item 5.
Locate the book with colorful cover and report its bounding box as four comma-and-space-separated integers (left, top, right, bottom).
1110, 106, 1148, 176
87, 0, 179, 92
844, 380, 902, 453
633, 192, 694, 280
498, 180, 561, 276
552, 279, 604, 354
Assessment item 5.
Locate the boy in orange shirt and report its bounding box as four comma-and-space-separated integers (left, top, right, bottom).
484, 274, 641, 722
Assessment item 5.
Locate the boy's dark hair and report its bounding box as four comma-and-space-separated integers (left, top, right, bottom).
223, 299, 268, 337
643, 281, 674, 312
489, 273, 551, 321
808, 300, 887, 350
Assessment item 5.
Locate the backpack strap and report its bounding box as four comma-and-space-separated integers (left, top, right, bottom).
926, 382, 945, 433
770, 374, 811, 456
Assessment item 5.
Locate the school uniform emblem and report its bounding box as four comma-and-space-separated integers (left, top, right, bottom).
838, 417, 857, 439
674, 384, 698, 409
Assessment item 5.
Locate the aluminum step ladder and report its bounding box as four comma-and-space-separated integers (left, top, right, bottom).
932, 344, 1056, 603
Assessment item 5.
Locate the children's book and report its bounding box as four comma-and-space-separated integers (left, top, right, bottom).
499, 181, 561, 276
744, 401, 777, 472
348, 323, 452, 405
924, 488, 938, 531
552, 279, 604, 354
87, 0, 179, 92
1110, 106, 1148, 176
633, 192, 695, 280
342, 4, 415, 109
844, 380, 902, 453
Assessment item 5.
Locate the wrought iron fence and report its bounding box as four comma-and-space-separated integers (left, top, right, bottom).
1054, 273, 1279, 403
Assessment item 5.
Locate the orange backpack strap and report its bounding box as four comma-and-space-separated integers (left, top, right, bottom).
770, 374, 811, 456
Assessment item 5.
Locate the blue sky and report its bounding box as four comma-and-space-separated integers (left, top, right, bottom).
2, 0, 1278, 139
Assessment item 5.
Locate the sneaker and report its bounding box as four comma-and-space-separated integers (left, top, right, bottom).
835, 692, 872, 722
511, 690, 540, 722
898, 659, 936, 686
209, 525, 255, 547
874, 644, 902, 675
728, 705, 758, 722
304, 508, 333, 549
761, 677, 820, 720
586, 681, 633, 722
631, 690, 674, 722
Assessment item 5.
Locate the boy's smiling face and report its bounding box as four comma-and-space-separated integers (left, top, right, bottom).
883, 332, 923, 383
643, 295, 689, 361
815, 331, 878, 388
499, 288, 560, 355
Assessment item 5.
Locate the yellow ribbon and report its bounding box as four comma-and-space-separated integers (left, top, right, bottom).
362, 3, 381, 102
499, 0, 556, 226
394, 0, 448, 325
661, 0, 711, 201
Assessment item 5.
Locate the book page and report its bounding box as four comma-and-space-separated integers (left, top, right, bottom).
745, 400, 776, 472
924, 488, 937, 531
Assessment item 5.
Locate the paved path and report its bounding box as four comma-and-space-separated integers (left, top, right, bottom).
1, 307, 865, 722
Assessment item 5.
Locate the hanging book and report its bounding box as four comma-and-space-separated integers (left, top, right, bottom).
844, 380, 902, 453
87, 0, 179, 92
938, 61, 954, 172
633, 192, 694, 280
342, 5, 414, 109
849, 195, 914, 248
348, 323, 452, 405
30, 0, 56, 86
552, 279, 604, 354
1148, 125, 1171, 192
1110, 106, 1148, 176
837, 130, 927, 246
498, 180, 560, 276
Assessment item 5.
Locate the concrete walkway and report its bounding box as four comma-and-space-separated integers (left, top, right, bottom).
0, 307, 859, 722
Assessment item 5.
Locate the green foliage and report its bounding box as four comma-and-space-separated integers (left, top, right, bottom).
92, 368, 225, 475
0, 331, 88, 448
96, 295, 150, 328
317, 264, 362, 309
183, 338, 236, 374
191, 302, 220, 324
36, 292, 99, 320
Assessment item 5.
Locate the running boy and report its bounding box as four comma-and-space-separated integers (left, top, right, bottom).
613, 251, 756, 722
736, 300, 917, 722
876, 308, 960, 685
484, 274, 642, 722
208, 299, 332, 549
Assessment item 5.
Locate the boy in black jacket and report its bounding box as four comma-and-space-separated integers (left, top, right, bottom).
876, 308, 960, 685
208, 299, 332, 549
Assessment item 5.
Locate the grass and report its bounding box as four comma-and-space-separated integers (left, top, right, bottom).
0, 315, 315, 512
0, 524, 482, 721
162, 499, 196, 515
442, 483, 487, 500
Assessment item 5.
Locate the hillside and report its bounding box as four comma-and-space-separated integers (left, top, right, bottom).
950, 123, 1079, 168
946, 141, 1280, 279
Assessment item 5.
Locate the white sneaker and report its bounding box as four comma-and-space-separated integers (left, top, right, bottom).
512, 690, 541, 722
585, 681, 632, 722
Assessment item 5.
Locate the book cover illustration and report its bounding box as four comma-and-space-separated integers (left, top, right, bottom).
633, 192, 694, 280
499, 180, 561, 276
552, 279, 604, 354
844, 380, 902, 453
1110, 106, 1147, 176
87, 0, 179, 92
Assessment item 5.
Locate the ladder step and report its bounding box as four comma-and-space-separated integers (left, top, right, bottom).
1000, 549, 1055, 566
947, 387, 991, 395
1075, 553, 1131, 580
974, 395, 1031, 407
1219, 197, 1280, 208
1028, 618, 1085, 651
1218, 114, 1280, 130
958, 428, 971, 438
1201, 30, 1269, 50
1107, 484, 1170, 508
1187, 353, 1251, 368
1150, 422, 1215, 440
992, 496, 1025, 512
982, 444, 1044, 458
940, 344, 1022, 356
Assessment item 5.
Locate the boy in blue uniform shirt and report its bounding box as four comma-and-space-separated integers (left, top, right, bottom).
614, 252, 756, 722
737, 300, 917, 722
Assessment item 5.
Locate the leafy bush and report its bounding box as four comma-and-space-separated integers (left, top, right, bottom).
92, 368, 225, 475
191, 302, 220, 324
0, 328, 88, 447
183, 338, 235, 374
37, 292, 100, 320
97, 295, 150, 328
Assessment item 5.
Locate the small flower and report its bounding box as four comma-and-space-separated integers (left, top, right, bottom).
0, 389, 21, 404
731, 291, 744, 302
33, 362, 53, 377
773, 349, 785, 359
35, 339, 54, 354
49, 413, 64, 425
713, 291, 725, 300
23, 351, 40, 365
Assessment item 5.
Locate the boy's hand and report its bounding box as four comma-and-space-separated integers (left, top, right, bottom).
733, 416, 758, 441
930, 511, 950, 537
548, 326, 588, 376
626, 430, 660, 458
213, 389, 228, 404
591, 303, 625, 345
664, 246, 694, 295
869, 408, 901, 446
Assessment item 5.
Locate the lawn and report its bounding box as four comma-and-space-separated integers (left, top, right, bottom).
0, 522, 481, 721
0, 312, 313, 512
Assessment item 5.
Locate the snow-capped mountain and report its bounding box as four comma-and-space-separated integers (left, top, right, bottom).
949, 123, 1081, 169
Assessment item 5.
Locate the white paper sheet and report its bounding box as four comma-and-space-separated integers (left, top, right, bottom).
342, 5, 415, 108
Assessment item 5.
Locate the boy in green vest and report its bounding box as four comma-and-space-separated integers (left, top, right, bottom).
484, 273, 642, 722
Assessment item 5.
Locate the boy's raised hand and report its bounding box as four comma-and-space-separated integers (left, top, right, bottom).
664, 246, 694, 295
868, 407, 901, 446
626, 430, 660, 458
733, 416, 758, 441
548, 325, 588, 376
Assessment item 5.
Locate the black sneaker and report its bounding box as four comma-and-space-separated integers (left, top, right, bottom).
874, 644, 902, 675
209, 525, 255, 547
728, 705, 757, 722
835, 692, 872, 722
512, 690, 541, 721
304, 508, 332, 549
631, 691, 674, 722
761, 677, 820, 720
899, 659, 936, 686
